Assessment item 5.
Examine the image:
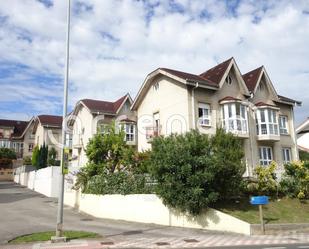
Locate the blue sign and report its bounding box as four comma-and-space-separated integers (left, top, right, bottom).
250, 196, 269, 205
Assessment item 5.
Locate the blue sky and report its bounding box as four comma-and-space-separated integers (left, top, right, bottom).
0, 0, 308, 124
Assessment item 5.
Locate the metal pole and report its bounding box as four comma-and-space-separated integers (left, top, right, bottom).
259, 204, 265, 234
56, 0, 71, 238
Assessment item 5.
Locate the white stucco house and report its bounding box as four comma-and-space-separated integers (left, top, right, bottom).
296, 117, 309, 152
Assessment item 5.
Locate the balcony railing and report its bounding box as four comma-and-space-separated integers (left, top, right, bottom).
221, 118, 248, 136
145, 126, 161, 140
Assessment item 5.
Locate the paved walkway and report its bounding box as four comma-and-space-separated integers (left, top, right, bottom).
1, 234, 309, 249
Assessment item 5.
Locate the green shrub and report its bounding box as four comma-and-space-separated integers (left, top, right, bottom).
280, 161, 309, 199
299, 150, 309, 161
47, 147, 57, 166
23, 156, 32, 166
0, 148, 16, 159
246, 161, 278, 196
149, 129, 245, 215
32, 146, 39, 167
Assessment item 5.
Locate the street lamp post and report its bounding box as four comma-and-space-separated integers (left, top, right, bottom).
54, 0, 71, 241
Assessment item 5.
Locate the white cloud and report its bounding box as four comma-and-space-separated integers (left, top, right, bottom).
0, 0, 308, 123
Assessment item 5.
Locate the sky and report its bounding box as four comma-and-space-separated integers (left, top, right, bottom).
0, 0, 308, 124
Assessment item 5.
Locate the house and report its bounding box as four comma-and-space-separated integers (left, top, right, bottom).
69, 93, 136, 168
296, 117, 309, 152
0, 119, 29, 158
131, 58, 301, 177
31, 115, 63, 160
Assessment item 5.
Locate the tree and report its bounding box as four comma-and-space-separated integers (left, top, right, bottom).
37, 144, 48, 169
0, 148, 17, 160
32, 146, 39, 168
85, 122, 129, 173
149, 129, 245, 215
48, 147, 57, 166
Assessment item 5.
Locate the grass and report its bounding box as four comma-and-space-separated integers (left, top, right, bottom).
214, 197, 309, 224
9, 230, 100, 244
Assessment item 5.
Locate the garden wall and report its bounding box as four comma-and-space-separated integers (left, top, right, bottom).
13, 166, 60, 197
64, 187, 251, 235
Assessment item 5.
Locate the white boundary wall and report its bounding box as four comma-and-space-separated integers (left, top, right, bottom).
64, 188, 251, 235
14, 166, 60, 197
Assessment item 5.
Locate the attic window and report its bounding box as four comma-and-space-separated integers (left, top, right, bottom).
225, 75, 232, 85
153, 82, 159, 91
258, 83, 264, 92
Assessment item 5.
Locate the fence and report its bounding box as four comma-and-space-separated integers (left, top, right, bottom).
13, 166, 60, 197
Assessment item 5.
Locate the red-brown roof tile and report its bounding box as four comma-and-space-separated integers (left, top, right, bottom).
199, 57, 233, 85
255, 102, 277, 107
242, 66, 263, 92
37, 115, 63, 127
81, 94, 129, 114
160, 68, 218, 87
0, 119, 28, 138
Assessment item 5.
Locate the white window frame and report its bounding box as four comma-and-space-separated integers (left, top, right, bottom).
221, 103, 248, 133
259, 146, 273, 166
225, 75, 232, 85
282, 147, 291, 164
198, 103, 211, 126
97, 123, 109, 134
124, 123, 135, 142
28, 143, 34, 152
256, 109, 279, 136
279, 115, 288, 135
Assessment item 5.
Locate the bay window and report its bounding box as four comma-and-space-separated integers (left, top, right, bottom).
259, 146, 273, 166
198, 103, 211, 126
221, 103, 248, 133
256, 109, 279, 136
124, 123, 135, 142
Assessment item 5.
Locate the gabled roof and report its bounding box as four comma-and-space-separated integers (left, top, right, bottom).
160, 68, 217, 87
37, 115, 63, 128
79, 94, 132, 115
242, 66, 263, 92
277, 95, 302, 106
0, 119, 29, 138
199, 57, 233, 85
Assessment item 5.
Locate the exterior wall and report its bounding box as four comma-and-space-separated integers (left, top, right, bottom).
71, 105, 94, 168
34, 123, 62, 160
0, 168, 13, 181
298, 132, 309, 150
63, 190, 251, 235
23, 122, 35, 158
137, 76, 190, 151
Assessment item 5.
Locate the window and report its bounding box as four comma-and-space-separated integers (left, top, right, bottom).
153, 82, 159, 91
28, 143, 34, 152
225, 75, 232, 85
0, 140, 11, 148
256, 109, 279, 136
259, 146, 273, 166
222, 103, 248, 133
279, 115, 288, 134
198, 103, 211, 126
97, 123, 109, 134
124, 123, 135, 142
282, 147, 291, 164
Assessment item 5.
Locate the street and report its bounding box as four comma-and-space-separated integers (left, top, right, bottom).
0, 181, 308, 249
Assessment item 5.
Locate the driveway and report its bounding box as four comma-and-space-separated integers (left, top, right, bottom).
0, 181, 221, 244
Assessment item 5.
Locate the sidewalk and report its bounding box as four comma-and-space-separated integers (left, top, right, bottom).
1, 233, 309, 249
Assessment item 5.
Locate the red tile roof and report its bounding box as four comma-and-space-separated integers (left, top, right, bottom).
219, 96, 242, 102
0, 119, 28, 138
242, 66, 263, 92
81, 94, 129, 114
199, 57, 233, 85
37, 115, 63, 127
160, 68, 217, 87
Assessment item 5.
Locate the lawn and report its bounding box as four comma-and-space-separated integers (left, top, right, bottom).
214, 198, 309, 224
9, 231, 100, 244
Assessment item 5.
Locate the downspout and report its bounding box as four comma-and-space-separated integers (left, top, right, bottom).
290, 105, 299, 160
191, 82, 199, 130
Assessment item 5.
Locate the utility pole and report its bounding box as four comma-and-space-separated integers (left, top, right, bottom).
53, 0, 71, 241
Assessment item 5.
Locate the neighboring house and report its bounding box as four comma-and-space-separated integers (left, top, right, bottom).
0, 119, 28, 158
131, 57, 301, 177
69, 93, 136, 168
32, 115, 63, 160
296, 117, 309, 152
